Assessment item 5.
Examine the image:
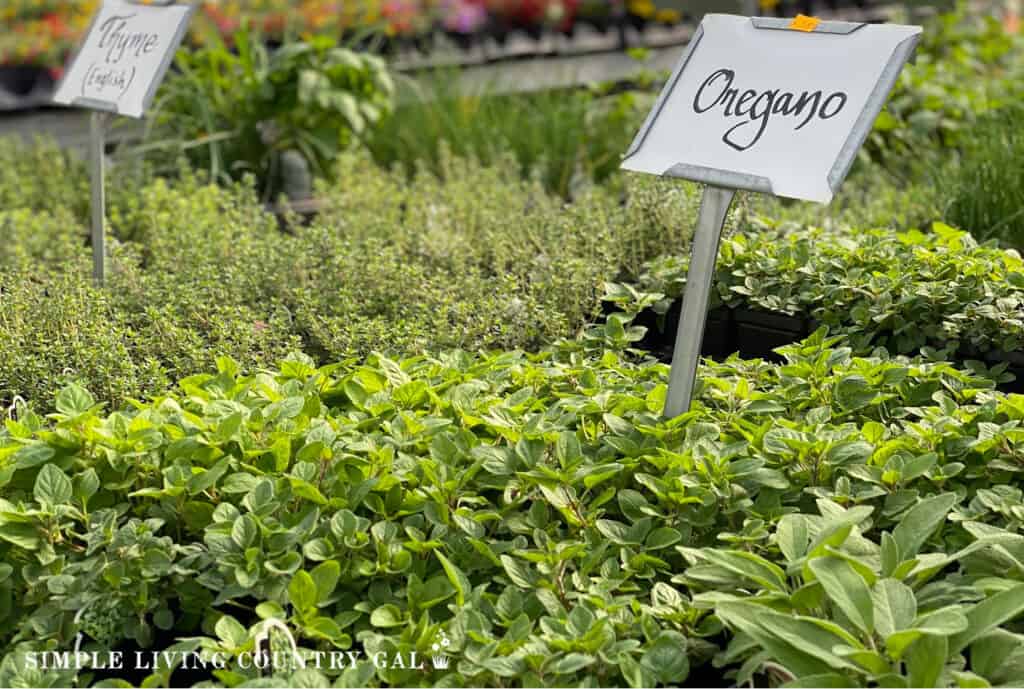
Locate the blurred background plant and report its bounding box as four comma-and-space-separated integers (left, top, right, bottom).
120, 2, 1024, 203
142, 27, 394, 201
367, 70, 652, 198
864, 4, 1024, 172
0, 0, 687, 70
941, 103, 1024, 251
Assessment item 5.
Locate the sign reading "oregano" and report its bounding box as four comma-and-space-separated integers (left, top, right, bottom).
622, 14, 921, 419
623, 14, 921, 204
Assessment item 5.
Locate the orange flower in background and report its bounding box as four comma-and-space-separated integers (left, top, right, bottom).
41, 14, 65, 37
1006, 1, 1021, 33
2, 0, 95, 66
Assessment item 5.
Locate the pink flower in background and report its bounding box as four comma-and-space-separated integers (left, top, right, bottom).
441, 0, 488, 34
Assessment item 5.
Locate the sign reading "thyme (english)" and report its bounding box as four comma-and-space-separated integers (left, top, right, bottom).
622, 14, 922, 203
53, 0, 195, 118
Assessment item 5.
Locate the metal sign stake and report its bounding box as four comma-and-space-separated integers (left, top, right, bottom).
89, 111, 110, 286
663, 185, 735, 418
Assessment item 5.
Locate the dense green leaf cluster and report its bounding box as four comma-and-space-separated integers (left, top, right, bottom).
0, 140, 701, 410
608, 221, 1024, 357
0, 137, 89, 219
865, 7, 1024, 168
0, 330, 1023, 687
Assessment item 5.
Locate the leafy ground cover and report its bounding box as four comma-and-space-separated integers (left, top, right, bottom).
606, 221, 1024, 360
0, 131, 990, 413
2, 329, 1024, 688
0, 135, 89, 219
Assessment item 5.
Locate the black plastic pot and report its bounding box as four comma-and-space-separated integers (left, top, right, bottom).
629, 299, 733, 363
626, 13, 647, 33
621, 301, 1024, 395
581, 15, 612, 35
0, 65, 44, 97
445, 30, 476, 52
992, 349, 1024, 368
489, 20, 510, 46
732, 307, 809, 361
624, 301, 813, 363
524, 24, 544, 42
396, 34, 432, 56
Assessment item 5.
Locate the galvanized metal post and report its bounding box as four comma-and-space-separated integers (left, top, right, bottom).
663, 185, 735, 418
89, 111, 108, 286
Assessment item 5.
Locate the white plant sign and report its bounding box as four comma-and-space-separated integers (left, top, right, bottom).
622, 14, 922, 418
623, 14, 921, 203
53, 0, 195, 118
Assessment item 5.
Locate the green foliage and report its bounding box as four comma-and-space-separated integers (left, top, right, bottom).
0, 207, 88, 270
0, 137, 88, 218
865, 6, 1024, 168
609, 221, 1024, 357
943, 104, 1024, 250
146, 29, 394, 200
0, 143, 700, 410
0, 268, 169, 409
742, 158, 943, 234
1, 330, 1024, 686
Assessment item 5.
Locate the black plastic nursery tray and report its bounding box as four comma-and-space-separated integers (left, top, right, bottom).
628, 299, 1024, 394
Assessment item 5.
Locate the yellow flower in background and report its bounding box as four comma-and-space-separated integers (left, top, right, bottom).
629, 0, 656, 19
655, 8, 681, 24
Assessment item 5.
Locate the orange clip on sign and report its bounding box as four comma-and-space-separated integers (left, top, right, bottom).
789, 14, 821, 32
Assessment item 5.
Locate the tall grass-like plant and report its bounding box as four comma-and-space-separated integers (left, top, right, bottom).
368, 69, 651, 198
944, 105, 1024, 250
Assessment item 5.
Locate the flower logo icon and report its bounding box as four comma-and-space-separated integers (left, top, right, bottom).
431, 631, 452, 669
